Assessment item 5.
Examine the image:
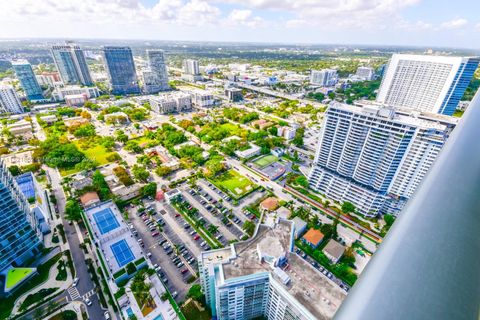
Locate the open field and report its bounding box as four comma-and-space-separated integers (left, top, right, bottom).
209, 169, 257, 199
60, 140, 116, 176
253, 155, 278, 168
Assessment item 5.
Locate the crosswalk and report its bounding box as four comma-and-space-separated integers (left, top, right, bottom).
83, 289, 96, 300
67, 286, 80, 300
67, 287, 96, 301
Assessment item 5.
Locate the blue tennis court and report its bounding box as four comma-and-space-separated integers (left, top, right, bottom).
110, 239, 135, 267
93, 208, 120, 234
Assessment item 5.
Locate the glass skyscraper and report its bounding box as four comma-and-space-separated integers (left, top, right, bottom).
11, 60, 44, 101
0, 161, 42, 272
102, 46, 140, 95
51, 43, 93, 86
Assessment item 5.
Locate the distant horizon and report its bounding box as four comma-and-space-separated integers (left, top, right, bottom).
0, 37, 478, 54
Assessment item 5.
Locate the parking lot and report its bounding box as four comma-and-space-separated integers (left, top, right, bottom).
125, 203, 199, 302
179, 185, 245, 241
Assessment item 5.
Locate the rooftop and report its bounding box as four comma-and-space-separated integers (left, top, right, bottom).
323, 239, 346, 261
202, 220, 346, 319
302, 228, 324, 246
260, 197, 279, 211
80, 191, 100, 207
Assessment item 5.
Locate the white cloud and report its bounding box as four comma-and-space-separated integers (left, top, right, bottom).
0, 0, 220, 27
440, 18, 468, 30
223, 0, 422, 30
226, 9, 266, 28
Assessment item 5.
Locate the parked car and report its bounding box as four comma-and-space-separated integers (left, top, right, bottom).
180, 268, 188, 274
193, 235, 200, 240
152, 232, 160, 237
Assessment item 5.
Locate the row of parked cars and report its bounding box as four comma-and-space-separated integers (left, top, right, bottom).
172, 204, 214, 251
294, 247, 350, 293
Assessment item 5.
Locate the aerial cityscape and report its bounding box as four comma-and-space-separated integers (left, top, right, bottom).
0, 1, 479, 320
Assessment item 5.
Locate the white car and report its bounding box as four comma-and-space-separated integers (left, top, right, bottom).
147, 252, 152, 258
85, 298, 92, 306
104, 311, 111, 319
72, 277, 79, 286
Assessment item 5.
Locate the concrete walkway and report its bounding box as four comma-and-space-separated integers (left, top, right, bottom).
12, 256, 73, 315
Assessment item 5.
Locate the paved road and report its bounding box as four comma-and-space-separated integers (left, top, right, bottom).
46, 167, 105, 320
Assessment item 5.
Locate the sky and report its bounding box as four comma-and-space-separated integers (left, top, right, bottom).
0, 0, 479, 49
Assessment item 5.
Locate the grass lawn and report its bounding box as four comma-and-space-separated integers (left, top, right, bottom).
60, 140, 117, 176
253, 155, 278, 168
220, 123, 243, 136
5, 268, 36, 290
210, 169, 258, 199
181, 300, 211, 320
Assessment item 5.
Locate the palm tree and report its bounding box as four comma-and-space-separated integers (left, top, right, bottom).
208, 225, 218, 234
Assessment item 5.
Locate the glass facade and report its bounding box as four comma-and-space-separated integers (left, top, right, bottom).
12, 60, 44, 101
0, 162, 41, 272
438, 57, 480, 115
51, 44, 93, 86
144, 50, 169, 94
103, 46, 140, 95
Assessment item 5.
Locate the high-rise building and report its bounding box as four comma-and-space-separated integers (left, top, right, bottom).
310, 69, 338, 86
12, 60, 44, 101
308, 101, 457, 216
355, 66, 375, 81
183, 59, 200, 75
0, 85, 23, 114
0, 161, 42, 272
376, 54, 480, 116
143, 50, 170, 94
199, 218, 346, 320
51, 43, 93, 86
102, 46, 140, 95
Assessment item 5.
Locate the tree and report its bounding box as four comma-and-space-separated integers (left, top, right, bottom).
295, 175, 309, 188
208, 224, 218, 235
132, 165, 150, 182
292, 127, 305, 147
186, 284, 204, 301
115, 130, 129, 143
141, 183, 157, 198
65, 200, 82, 221
8, 165, 21, 176
383, 214, 395, 227
341, 201, 356, 214
243, 220, 256, 236
155, 165, 171, 177
126, 262, 137, 275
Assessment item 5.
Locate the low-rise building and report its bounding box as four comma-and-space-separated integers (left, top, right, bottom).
322, 239, 346, 264
301, 228, 324, 248
192, 90, 215, 107
7, 120, 32, 138
52, 85, 100, 101
234, 143, 261, 159
150, 92, 192, 114
260, 197, 279, 212
291, 217, 307, 239
225, 87, 243, 102
104, 112, 130, 125
80, 191, 101, 208
39, 115, 57, 125
65, 94, 87, 106
165, 188, 182, 204
252, 119, 274, 130
277, 126, 297, 140
145, 146, 180, 170
64, 116, 89, 128
271, 147, 284, 157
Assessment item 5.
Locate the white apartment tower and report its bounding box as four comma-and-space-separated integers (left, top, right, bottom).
310, 69, 338, 87
183, 59, 200, 75
308, 101, 456, 217
0, 85, 23, 114
376, 54, 479, 116
143, 50, 170, 94
355, 66, 375, 81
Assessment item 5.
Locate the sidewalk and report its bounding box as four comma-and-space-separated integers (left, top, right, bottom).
12, 256, 73, 315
